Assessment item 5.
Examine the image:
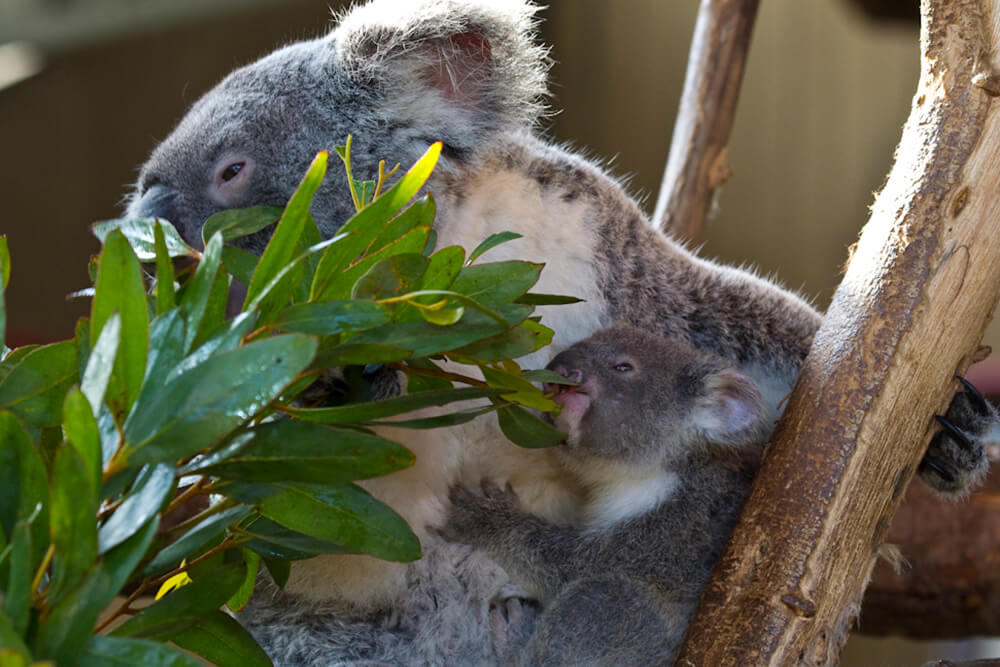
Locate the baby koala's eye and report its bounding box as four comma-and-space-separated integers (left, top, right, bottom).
220, 162, 245, 182
614, 362, 633, 373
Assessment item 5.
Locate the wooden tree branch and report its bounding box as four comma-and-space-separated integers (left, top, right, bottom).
859, 461, 1000, 638
676, 1, 1000, 664
652, 0, 759, 245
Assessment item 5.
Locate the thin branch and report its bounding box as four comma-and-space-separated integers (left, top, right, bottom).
677, 0, 1000, 662
652, 0, 760, 244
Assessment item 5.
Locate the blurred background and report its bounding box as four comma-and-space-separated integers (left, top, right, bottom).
0, 0, 997, 662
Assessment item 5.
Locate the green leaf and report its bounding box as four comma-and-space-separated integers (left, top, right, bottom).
351, 253, 429, 301
180, 232, 223, 354
48, 444, 98, 606
245, 152, 328, 307
153, 222, 176, 315
34, 562, 114, 665
347, 306, 532, 358
0, 341, 76, 428
0, 236, 10, 290
112, 563, 246, 640
169, 610, 272, 667
74, 317, 91, 385
92, 219, 195, 260
311, 342, 412, 367
104, 515, 159, 593
466, 231, 522, 264
202, 206, 283, 245
367, 404, 497, 430
221, 246, 259, 287
450, 261, 543, 304
497, 403, 567, 449
226, 549, 260, 612
262, 557, 290, 588
319, 226, 429, 302
221, 482, 420, 562
0, 412, 48, 568
452, 319, 554, 361
270, 300, 390, 335
514, 293, 584, 306
98, 463, 174, 554
191, 266, 231, 349
311, 143, 441, 300
166, 311, 253, 386
187, 420, 414, 483
239, 515, 351, 561
142, 504, 252, 577
283, 387, 504, 425
400, 359, 454, 393
80, 311, 119, 416
120, 334, 317, 468
521, 369, 580, 385
0, 608, 30, 660
80, 636, 203, 667
4, 521, 31, 636
133, 309, 186, 411
482, 365, 558, 411
419, 245, 465, 291
92, 229, 149, 415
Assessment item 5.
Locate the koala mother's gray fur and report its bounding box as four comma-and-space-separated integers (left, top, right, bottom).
127, 0, 991, 664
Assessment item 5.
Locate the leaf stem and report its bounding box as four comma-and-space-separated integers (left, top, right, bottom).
31, 543, 55, 597
163, 477, 209, 517
388, 361, 488, 388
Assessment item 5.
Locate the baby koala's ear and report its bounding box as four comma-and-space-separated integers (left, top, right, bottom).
692, 369, 768, 446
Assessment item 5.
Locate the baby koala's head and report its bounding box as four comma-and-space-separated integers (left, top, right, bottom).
544, 324, 769, 467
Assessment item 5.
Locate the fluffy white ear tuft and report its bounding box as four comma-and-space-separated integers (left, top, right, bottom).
693, 369, 768, 446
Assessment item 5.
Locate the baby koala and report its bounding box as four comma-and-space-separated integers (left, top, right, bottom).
440, 324, 772, 666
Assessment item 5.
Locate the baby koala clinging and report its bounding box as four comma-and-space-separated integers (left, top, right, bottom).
440, 324, 772, 666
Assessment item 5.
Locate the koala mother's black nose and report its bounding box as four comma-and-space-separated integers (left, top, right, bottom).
131, 184, 199, 249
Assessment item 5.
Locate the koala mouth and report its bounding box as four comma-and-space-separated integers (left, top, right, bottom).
548, 384, 592, 436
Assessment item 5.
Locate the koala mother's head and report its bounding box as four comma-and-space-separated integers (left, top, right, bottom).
127, 0, 549, 253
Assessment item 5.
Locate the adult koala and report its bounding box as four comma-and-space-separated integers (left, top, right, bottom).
128, 0, 995, 664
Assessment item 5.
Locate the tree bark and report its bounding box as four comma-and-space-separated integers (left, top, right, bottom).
676, 1, 1000, 664
652, 0, 759, 245
859, 461, 1000, 638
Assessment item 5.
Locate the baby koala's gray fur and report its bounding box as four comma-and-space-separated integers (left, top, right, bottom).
441, 325, 770, 666
125, 0, 994, 663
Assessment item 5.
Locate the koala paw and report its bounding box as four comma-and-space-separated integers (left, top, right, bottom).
435, 480, 520, 545
489, 596, 539, 662
918, 377, 996, 496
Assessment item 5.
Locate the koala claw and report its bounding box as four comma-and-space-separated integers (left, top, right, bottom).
918, 376, 996, 496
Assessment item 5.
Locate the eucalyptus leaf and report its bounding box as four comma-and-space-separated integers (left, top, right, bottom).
48, 444, 98, 606
91, 218, 194, 260
142, 504, 251, 577
466, 231, 522, 264
226, 549, 260, 612
92, 229, 149, 414
3, 521, 30, 636
514, 293, 584, 306
245, 152, 327, 307
239, 515, 351, 561
271, 300, 390, 335
284, 387, 504, 425
0, 412, 48, 567
98, 463, 175, 554
221, 246, 259, 287
120, 334, 317, 468
450, 261, 543, 304
320, 225, 430, 302
351, 253, 429, 301
188, 420, 414, 483
0, 341, 76, 428
180, 232, 222, 354
0, 608, 29, 660
104, 515, 159, 593
452, 319, 554, 361
80, 311, 119, 416
80, 636, 203, 667
169, 610, 272, 667
222, 481, 420, 562
153, 221, 176, 315
111, 563, 246, 640
496, 403, 567, 449
34, 562, 115, 666
0, 236, 10, 289
202, 206, 283, 245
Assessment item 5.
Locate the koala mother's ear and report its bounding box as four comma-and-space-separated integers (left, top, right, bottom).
329, 0, 550, 153
692, 369, 769, 447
